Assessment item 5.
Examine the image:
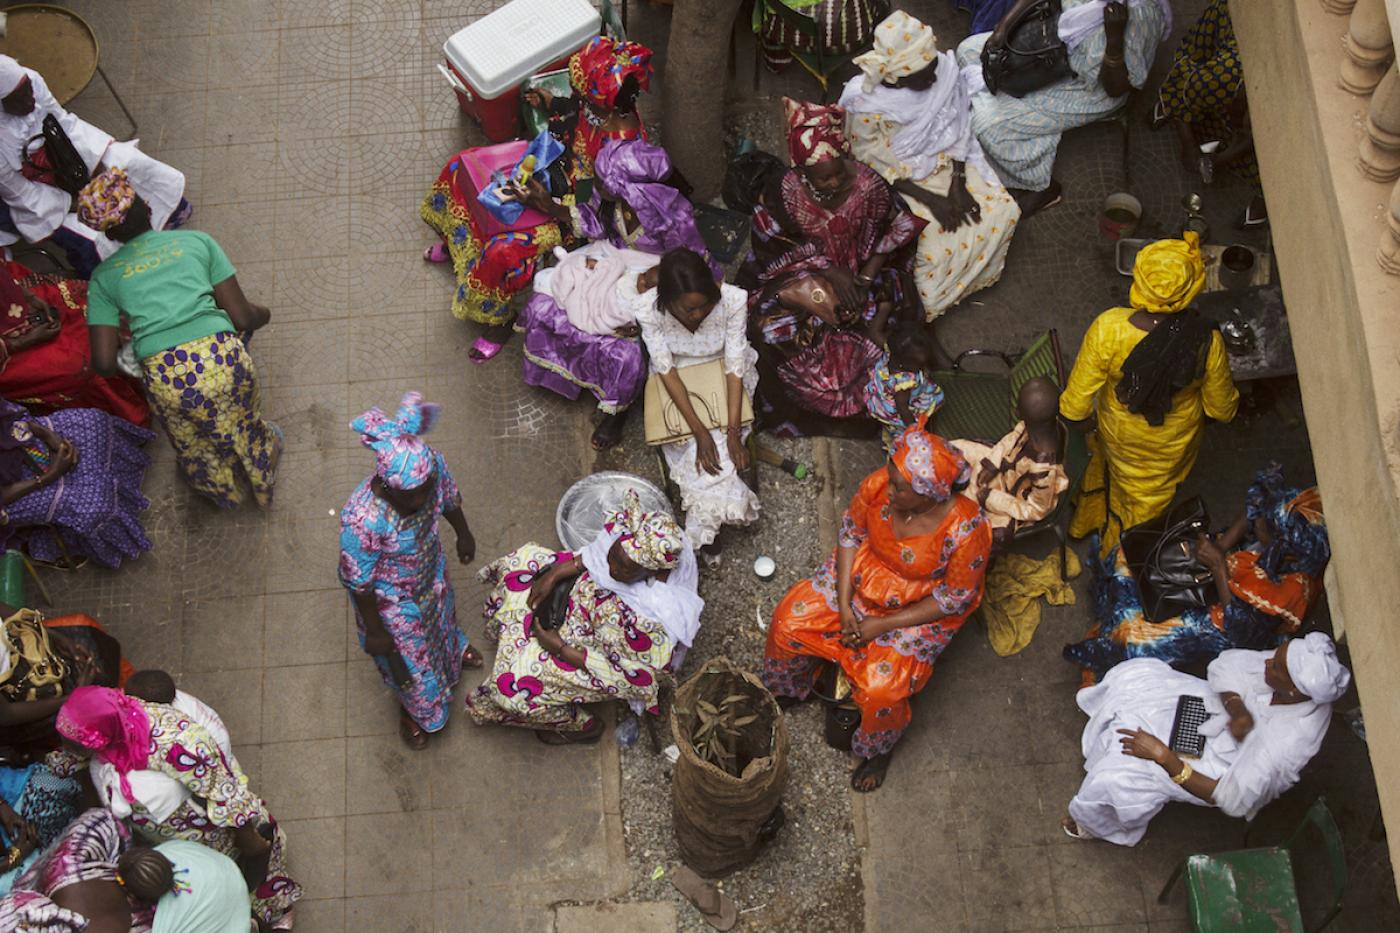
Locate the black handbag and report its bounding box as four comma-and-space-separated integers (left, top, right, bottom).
981, 0, 1076, 98
23, 114, 91, 197
1120, 496, 1219, 623
532, 572, 577, 632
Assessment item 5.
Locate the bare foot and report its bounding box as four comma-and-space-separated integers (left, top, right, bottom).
851, 751, 893, 792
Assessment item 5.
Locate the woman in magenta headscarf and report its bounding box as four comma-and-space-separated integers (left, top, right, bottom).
338, 392, 481, 750
54, 686, 302, 929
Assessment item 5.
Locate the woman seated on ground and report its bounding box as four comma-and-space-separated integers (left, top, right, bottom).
840, 12, 1021, 319
863, 320, 944, 452
78, 170, 280, 512
56, 686, 302, 930
957, 0, 1171, 215
756, 0, 890, 76
1, 605, 131, 752
1060, 233, 1238, 554
515, 137, 716, 449
421, 36, 653, 362
0, 397, 153, 569
0, 808, 155, 931
1154, 0, 1264, 226
744, 98, 925, 438
467, 489, 703, 745
118, 841, 252, 933
636, 249, 760, 554
1063, 633, 1349, 845
763, 420, 992, 791
1066, 465, 1328, 684
0, 261, 149, 426
0, 751, 84, 892
0, 56, 189, 279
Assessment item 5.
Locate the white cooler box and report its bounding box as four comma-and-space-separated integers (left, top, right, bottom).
439, 0, 600, 142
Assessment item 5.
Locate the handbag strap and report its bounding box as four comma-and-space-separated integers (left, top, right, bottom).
665, 389, 719, 435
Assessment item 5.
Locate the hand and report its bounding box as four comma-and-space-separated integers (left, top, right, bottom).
824, 267, 867, 314
362, 628, 395, 657
41, 440, 78, 485
9, 307, 59, 351
527, 567, 559, 610
1117, 727, 1170, 764
918, 191, 962, 233
1103, 1, 1129, 35
838, 603, 860, 645
0, 800, 24, 843
694, 430, 722, 476
456, 529, 476, 565
850, 617, 884, 648
522, 87, 553, 110
948, 180, 982, 228
533, 624, 565, 655
1228, 708, 1255, 741
516, 176, 555, 214
613, 322, 641, 338
726, 430, 749, 471
1193, 534, 1227, 570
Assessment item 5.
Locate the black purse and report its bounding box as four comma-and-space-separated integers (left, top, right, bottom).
1120, 496, 1219, 623
532, 572, 578, 632
24, 114, 91, 197
981, 0, 1076, 98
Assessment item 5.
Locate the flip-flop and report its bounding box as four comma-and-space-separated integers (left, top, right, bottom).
461, 644, 484, 669
423, 243, 450, 263
1061, 817, 1091, 840
671, 865, 738, 931
399, 713, 429, 751
468, 337, 504, 364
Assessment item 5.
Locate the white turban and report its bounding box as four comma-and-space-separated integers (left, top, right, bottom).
0, 56, 26, 97
1284, 633, 1350, 704
852, 11, 939, 93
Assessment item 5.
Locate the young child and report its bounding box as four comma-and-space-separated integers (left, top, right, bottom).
864, 321, 945, 452
952, 376, 1069, 547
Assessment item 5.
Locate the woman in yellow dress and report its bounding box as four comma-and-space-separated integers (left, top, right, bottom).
1060, 232, 1238, 553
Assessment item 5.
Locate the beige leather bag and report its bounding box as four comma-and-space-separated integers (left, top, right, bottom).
643, 360, 754, 446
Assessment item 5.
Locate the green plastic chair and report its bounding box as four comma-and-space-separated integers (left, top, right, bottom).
751, 0, 870, 101
1157, 797, 1348, 933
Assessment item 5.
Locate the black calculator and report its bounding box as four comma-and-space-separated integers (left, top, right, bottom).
1168, 695, 1209, 758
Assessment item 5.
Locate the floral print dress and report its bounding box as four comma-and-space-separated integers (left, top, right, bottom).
763, 466, 991, 758
466, 544, 675, 732
338, 450, 469, 732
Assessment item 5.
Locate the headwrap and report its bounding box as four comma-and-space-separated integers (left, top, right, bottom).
783, 97, 850, 167
602, 488, 685, 571
1129, 232, 1206, 314
569, 36, 653, 110
891, 419, 970, 502
76, 167, 138, 232
594, 139, 688, 239
1283, 632, 1350, 704
0, 56, 26, 97
852, 11, 939, 92
351, 391, 439, 490
56, 686, 152, 803
1245, 463, 1330, 580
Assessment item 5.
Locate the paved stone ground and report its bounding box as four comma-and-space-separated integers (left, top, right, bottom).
25, 0, 1400, 930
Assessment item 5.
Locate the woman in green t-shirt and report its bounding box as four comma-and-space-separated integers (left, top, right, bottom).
76, 169, 282, 510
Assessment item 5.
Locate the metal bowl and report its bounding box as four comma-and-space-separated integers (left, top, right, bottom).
554, 471, 673, 552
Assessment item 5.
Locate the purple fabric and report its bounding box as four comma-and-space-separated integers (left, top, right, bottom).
0, 404, 153, 568
518, 292, 647, 414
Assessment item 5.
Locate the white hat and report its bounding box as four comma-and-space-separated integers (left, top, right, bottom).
0, 56, 27, 97
1284, 633, 1351, 704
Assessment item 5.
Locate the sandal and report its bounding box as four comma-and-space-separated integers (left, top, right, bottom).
671, 865, 737, 930
423, 242, 450, 264
850, 751, 893, 793
266, 422, 285, 487
461, 644, 484, 670
468, 336, 505, 364
590, 412, 627, 451
535, 717, 604, 745
1061, 816, 1091, 840
399, 712, 429, 751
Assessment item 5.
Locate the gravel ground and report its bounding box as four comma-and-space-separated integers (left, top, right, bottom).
592, 423, 865, 932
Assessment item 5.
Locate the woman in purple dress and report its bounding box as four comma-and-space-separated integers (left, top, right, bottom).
0, 399, 153, 569
514, 138, 717, 449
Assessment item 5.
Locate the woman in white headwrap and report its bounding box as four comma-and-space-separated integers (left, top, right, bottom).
1062, 632, 1349, 845
0, 56, 187, 277
467, 489, 703, 744
839, 12, 1021, 319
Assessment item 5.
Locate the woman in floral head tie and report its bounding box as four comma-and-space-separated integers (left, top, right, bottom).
763, 418, 992, 791
53, 686, 302, 929
339, 392, 482, 750
468, 489, 703, 745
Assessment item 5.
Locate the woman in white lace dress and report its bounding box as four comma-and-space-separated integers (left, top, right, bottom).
633, 248, 760, 551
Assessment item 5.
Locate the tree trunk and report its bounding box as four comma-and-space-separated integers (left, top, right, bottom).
661, 0, 745, 203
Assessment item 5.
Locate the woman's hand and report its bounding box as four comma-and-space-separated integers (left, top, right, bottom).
1194, 534, 1227, 570
726, 428, 749, 471
9, 305, 60, 351
838, 602, 860, 645
613, 322, 641, 338
527, 567, 560, 610
522, 87, 553, 110
848, 617, 885, 648
1117, 728, 1170, 764
455, 528, 476, 566
1228, 707, 1255, 741
694, 430, 723, 476
40, 439, 79, 486
533, 624, 566, 655
1102, 0, 1129, 35
824, 267, 867, 314
948, 178, 982, 228
515, 176, 555, 214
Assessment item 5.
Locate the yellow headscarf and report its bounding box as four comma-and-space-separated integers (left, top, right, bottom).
1129, 231, 1206, 313
852, 11, 939, 92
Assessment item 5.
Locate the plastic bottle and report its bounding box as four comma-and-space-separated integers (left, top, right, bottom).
514, 154, 537, 188
615, 712, 640, 748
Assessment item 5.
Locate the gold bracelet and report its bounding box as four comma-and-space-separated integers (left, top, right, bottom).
1171, 761, 1193, 785
1103, 54, 1125, 67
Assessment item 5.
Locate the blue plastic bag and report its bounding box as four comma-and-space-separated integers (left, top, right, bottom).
476, 129, 566, 224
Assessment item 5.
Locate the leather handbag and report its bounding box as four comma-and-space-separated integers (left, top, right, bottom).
1120, 496, 1220, 623
23, 114, 91, 196
643, 359, 754, 446
981, 0, 1075, 98
532, 573, 577, 632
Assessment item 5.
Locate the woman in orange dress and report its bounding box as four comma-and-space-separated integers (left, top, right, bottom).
763, 420, 992, 791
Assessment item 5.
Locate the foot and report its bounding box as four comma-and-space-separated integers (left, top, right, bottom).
423, 242, 450, 263
535, 717, 605, 745
850, 751, 893, 792
1061, 815, 1091, 839
461, 644, 484, 669
590, 411, 627, 450
1011, 180, 1063, 217
468, 324, 514, 363
399, 712, 430, 751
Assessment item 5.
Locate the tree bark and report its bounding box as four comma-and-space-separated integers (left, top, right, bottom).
661, 0, 745, 203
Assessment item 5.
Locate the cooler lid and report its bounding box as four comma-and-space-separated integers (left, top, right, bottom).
443, 0, 601, 99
